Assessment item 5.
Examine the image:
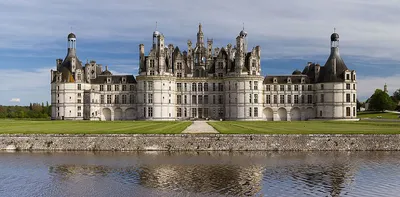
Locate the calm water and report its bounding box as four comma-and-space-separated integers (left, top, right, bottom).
1, 151, 400, 197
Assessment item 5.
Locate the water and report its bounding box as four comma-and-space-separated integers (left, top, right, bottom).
1, 151, 400, 197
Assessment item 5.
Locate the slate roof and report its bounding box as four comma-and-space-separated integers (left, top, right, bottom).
263, 75, 311, 84
90, 75, 136, 84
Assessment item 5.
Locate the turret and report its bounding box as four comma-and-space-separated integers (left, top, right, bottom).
196, 23, 204, 47
139, 44, 144, 73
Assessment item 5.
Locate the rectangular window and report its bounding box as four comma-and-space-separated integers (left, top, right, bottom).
177, 83, 182, 91
307, 95, 312, 104
100, 95, 105, 104
294, 95, 299, 104
149, 70, 154, 75
288, 85, 292, 91
266, 85, 271, 91
148, 94, 153, 103
218, 73, 223, 77
213, 95, 216, 104
204, 95, 209, 104
148, 82, 153, 90
280, 85, 284, 91
321, 84, 324, 90
249, 107, 252, 117
100, 85, 104, 91
301, 95, 305, 104
107, 95, 112, 104
177, 73, 182, 78
204, 83, 208, 91
77, 106, 81, 111
353, 94, 356, 102
177, 108, 182, 117
177, 62, 183, 70
184, 83, 187, 91
150, 60, 155, 68
218, 95, 223, 104
77, 112, 81, 117
254, 81, 258, 90
346, 74, 350, 80
218, 83, 223, 91
301, 85, 305, 91
254, 107, 258, 117
192, 108, 197, 117
130, 85, 135, 91
184, 95, 187, 104
77, 99, 81, 103
308, 85, 312, 91
249, 81, 252, 90
353, 84, 356, 90
107, 85, 111, 91
287, 95, 292, 104
192, 83, 197, 91
254, 94, 258, 103
249, 94, 252, 103
148, 107, 153, 117
204, 108, 209, 118
218, 108, 223, 117
177, 95, 182, 104
77, 84, 81, 90
143, 94, 146, 103
273, 95, 277, 104
294, 85, 299, 91
346, 107, 350, 116
353, 107, 356, 116
213, 83, 216, 91
198, 95, 203, 104
346, 94, 350, 102
198, 83, 203, 92
192, 95, 197, 104
321, 94, 324, 103
115, 85, 119, 91
77, 93, 81, 98
115, 95, 119, 104
122, 95, 127, 104
266, 95, 271, 104
280, 95, 285, 104
346, 84, 350, 90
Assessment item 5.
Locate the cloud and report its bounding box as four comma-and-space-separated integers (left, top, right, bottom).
10, 98, 20, 103
357, 74, 400, 101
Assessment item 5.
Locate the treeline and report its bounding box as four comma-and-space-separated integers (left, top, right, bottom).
0, 102, 51, 119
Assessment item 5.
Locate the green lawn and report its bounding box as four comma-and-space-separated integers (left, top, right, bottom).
357, 111, 400, 119
208, 121, 400, 134
0, 119, 192, 134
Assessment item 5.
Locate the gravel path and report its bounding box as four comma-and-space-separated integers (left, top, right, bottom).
182, 121, 219, 134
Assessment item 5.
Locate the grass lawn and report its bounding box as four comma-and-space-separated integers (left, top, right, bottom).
208, 121, 400, 134
0, 119, 192, 134
357, 111, 400, 119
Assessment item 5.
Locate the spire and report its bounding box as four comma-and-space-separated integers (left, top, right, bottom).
197, 23, 204, 47
384, 83, 388, 93
198, 23, 202, 33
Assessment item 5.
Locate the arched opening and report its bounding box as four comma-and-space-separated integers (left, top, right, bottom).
263, 108, 273, 121
290, 107, 301, 121
306, 107, 315, 120
277, 108, 287, 121
114, 108, 123, 120
125, 108, 136, 120
102, 108, 111, 121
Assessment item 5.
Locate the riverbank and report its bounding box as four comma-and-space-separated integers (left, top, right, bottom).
1, 134, 400, 151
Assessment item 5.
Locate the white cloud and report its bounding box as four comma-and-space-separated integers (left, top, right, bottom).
357, 74, 400, 101
10, 98, 20, 102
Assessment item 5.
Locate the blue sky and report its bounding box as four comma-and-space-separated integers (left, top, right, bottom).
1, 0, 400, 105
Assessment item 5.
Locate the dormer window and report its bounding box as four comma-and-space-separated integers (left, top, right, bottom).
287, 78, 291, 83
273, 78, 277, 83
301, 78, 305, 83
122, 77, 126, 83
107, 77, 111, 83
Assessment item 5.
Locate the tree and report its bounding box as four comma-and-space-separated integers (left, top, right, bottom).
356, 99, 361, 111
369, 89, 397, 112
394, 89, 400, 101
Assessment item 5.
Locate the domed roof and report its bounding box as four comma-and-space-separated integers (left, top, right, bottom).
68, 33, 76, 39
101, 70, 112, 75
240, 30, 247, 37
153, 30, 160, 37
292, 69, 302, 75
331, 32, 339, 41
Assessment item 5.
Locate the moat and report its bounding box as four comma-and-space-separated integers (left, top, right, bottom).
1, 151, 400, 197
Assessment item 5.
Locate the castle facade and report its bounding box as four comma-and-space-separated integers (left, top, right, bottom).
50, 24, 357, 121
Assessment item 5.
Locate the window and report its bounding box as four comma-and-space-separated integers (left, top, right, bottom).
148, 107, 153, 117
149, 70, 155, 75
177, 83, 182, 91
77, 93, 81, 98
192, 95, 197, 104
148, 82, 153, 90
148, 94, 153, 103
77, 112, 81, 117
308, 85, 312, 91
294, 95, 299, 104
252, 60, 256, 67
177, 108, 182, 117
177, 73, 182, 78
249, 107, 252, 117
101, 95, 104, 104
213, 95, 216, 104
254, 94, 258, 103
249, 81, 252, 90
107, 95, 112, 104
192, 83, 197, 91
100, 85, 104, 91
249, 94, 252, 103
346, 94, 350, 102
150, 60, 155, 68
77, 84, 81, 90
198, 95, 203, 104
288, 85, 292, 91
346, 107, 350, 116
266, 85, 271, 91
192, 108, 197, 117
280, 95, 285, 104
143, 94, 146, 103
122, 85, 126, 91
218, 95, 223, 104
184, 83, 187, 91
184, 95, 187, 104
307, 95, 312, 104
204, 83, 208, 91
130, 85, 135, 91
213, 83, 216, 91
218, 62, 223, 69
353, 94, 356, 102
130, 95, 135, 104
77, 106, 81, 111
204, 108, 209, 117
218, 73, 223, 77
294, 85, 299, 91
273, 95, 277, 104
321, 84, 324, 90
346, 84, 350, 90
107, 85, 111, 91
77, 99, 81, 103
301, 95, 305, 104
122, 95, 127, 104
321, 94, 324, 103
204, 95, 208, 104
346, 74, 350, 80
254, 107, 258, 117
177, 62, 183, 70
320, 111, 323, 117
287, 95, 292, 104
280, 85, 284, 91
198, 83, 203, 91
218, 108, 223, 117
353, 84, 356, 90
184, 108, 187, 117
254, 81, 258, 90
266, 95, 271, 104
218, 83, 223, 91
114, 85, 119, 91
353, 107, 356, 116
115, 95, 119, 104
301, 85, 305, 91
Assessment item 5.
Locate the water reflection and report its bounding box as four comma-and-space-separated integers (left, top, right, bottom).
1, 151, 400, 197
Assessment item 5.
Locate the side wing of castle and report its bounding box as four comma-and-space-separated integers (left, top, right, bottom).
50, 24, 357, 121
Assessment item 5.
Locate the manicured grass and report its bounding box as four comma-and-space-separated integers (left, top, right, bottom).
208, 121, 400, 134
357, 111, 400, 119
0, 119, 192, 134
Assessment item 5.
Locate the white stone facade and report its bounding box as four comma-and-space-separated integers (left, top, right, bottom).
51, 26, 357, 121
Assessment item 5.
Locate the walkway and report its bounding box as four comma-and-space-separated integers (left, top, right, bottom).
182, 121, 219, 134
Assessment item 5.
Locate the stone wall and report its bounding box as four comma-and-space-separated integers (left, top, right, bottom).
0, 134, 399, 151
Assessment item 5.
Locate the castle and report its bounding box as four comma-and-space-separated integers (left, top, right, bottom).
50, 24, 357, 121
